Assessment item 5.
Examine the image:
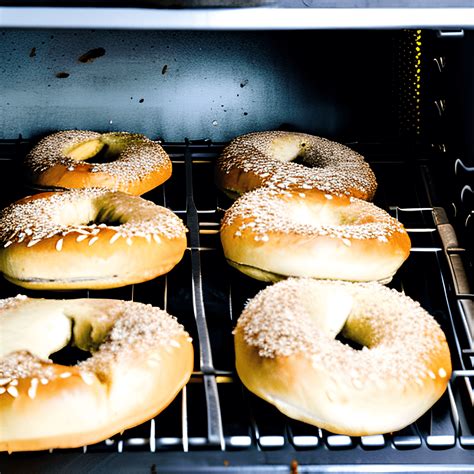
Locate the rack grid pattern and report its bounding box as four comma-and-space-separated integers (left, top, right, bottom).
0, 138, 473, 472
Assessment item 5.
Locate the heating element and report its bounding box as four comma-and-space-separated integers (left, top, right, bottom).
0, 138, 473, 472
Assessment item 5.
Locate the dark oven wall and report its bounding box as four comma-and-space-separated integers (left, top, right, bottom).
2, 29, 405, 142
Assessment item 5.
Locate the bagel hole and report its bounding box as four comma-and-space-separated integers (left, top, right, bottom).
290, 153, 324, 169
335, 332, 365, 351
85, 143, 121, 164
86, 216, 123, 227
290, 155, 307, 166
91, 207, 126, 227
49, 345, 91, 366
66, 140, 122, 164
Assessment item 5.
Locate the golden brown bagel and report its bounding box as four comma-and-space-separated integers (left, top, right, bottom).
0, 189, 187, 290
220, 187, 410, 283
0, 296, 193, 452
25, 131, 172, 195
216, 131, 377, 200
234, 279, 452, 436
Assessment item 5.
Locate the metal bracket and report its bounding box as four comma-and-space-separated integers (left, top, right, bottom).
433, 208, 474, 346
455, 158, 474, 176
437, 29, 465, 38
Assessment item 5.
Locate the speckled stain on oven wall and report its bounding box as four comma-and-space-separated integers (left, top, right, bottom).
0, 29, 399, 142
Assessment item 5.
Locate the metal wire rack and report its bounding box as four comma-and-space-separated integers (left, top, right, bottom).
0, 138, 473, 472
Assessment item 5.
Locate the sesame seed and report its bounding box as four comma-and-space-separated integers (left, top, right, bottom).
109, 233, 121, 244
7, 386, 18, 397
326, 391, 336, 402
76, 234, 89, 242
88, 236, 99, 246
28, 378, 38, 399
56, 238, 64, 251
79, 371, 94, 385
438, 368, 447, 378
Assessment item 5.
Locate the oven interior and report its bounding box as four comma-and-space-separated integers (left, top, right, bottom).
0, 27, 473, 472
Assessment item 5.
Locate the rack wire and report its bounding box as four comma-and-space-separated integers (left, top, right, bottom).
0, 138, 473, 472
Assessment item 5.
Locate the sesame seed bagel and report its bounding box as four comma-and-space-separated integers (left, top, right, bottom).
234, 279, 452, 436
0, 188, 186, 290
25, 131, 172, 195
0, 295, 193, 452
216, 131, 377, 200
220, 187, 410, 283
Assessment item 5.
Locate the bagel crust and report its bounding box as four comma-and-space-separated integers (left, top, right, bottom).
25, 131, 172, 195
0, 189, 187, 290
220, 188, 410, 283
0, 296, 193, 452
234, 279, 452, 436
216, 131, 377, 200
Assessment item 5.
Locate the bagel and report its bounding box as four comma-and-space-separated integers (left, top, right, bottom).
0, 295, 193, 452
220, 187, 410, 283
216, 131, 377, 200
25, 131, 172, 195
234, 279, 452, 436
0, 188, 186, 290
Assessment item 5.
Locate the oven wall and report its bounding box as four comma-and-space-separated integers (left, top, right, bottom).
1, 29, 399, 142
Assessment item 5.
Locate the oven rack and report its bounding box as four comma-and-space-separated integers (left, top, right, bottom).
0, 138, 473, 473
